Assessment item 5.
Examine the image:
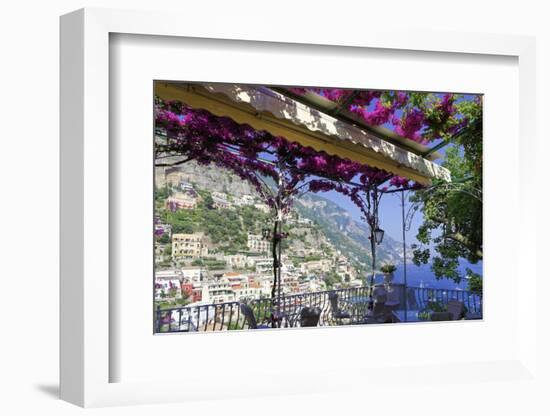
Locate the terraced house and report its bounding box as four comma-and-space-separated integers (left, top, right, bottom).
172, 233, 207, 261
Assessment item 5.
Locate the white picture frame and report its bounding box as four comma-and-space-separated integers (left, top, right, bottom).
60, 7, 539, 408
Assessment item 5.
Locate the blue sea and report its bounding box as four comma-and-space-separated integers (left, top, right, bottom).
372, 260, 482, 291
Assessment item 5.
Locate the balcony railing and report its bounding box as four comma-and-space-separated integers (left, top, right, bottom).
155, 285, 482, 333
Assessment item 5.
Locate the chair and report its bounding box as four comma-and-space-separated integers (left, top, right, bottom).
363, 297, 391, 324
407, 288, 419, 310
240, 303, 270, 329
299, 306, 321, 327
446, 300, 466, 320
328, 291, 351, 323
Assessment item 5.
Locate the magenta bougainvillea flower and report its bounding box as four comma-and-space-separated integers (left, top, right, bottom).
351, 101, 393, 126
393, 108, 425, 141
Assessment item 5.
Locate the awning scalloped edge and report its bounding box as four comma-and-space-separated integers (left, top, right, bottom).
202, 84, 451, 183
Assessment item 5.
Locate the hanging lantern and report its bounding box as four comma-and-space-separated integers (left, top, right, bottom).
374, 227, 385, 245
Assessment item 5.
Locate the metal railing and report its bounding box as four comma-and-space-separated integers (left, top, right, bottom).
409, 286, 482, 315
155, 285, 481, 333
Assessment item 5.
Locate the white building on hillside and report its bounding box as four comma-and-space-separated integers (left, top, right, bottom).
247, 234, 270, 254
201, 281, 236, 304
254, 259, 273, 275
224, 254, 249, 269
179, 181, 195, 192
156, 269, 182, 280
155, 270, 183, 299
166, 191, 199, 211
180, 267, 204, 283
233, 284, 263, 301
233, 194, 255, 207
253, 203, 271, 214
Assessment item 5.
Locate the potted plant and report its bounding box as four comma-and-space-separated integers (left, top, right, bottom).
380, 263, 397, 283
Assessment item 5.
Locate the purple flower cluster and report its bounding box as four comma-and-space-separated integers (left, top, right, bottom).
156, 109, 188, 137
394, 92, 409, 108
439, 93, 456, 115
393, 108, 425, 142
354, 90, 382, 107
317, 88, 348, 102
389, 176, 410, 188
352, 101, 393, 126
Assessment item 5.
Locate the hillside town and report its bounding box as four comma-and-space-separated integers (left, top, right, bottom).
154, 163, 365, 310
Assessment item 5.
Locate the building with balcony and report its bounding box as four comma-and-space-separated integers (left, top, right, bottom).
201, 280, 236, 304
154, 277, 182, 300
172, 233, 207, 260
165, 191, 199, 211
232, 194, 255, 207
224, 272, 248, 288
247, 233, 270, 254
180, 266, 204, 283
179, 181, 195, 193
212, 196, 231, 209
224, 254, 249, 269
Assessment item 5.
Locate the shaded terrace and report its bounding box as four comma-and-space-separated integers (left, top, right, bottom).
154, 82, 480, 330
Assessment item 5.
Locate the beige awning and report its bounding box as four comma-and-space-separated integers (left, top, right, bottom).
155, 82, 451, 185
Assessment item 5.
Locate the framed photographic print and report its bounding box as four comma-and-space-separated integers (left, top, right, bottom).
60, 7, 539, 409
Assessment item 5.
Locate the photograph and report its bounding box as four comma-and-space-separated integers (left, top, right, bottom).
153, 82, 483, 333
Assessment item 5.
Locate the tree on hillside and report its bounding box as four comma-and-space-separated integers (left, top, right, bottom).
203, 193, 214, 209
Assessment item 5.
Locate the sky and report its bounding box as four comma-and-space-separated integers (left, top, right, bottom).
317, 188, 424, 246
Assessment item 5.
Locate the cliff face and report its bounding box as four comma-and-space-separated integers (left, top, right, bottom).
156, 161, 257, 198
295, 194, 406, 269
